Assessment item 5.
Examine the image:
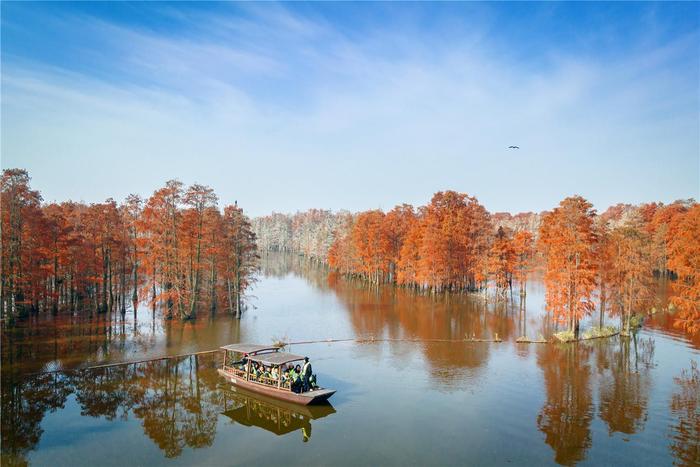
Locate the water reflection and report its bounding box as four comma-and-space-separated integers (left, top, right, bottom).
596, 336, 654, 436
536, 343, 594, 465
1, 252, 699, 466
1, 353, 336, 465
669, 361, 700, 466
222, 387, 335, 442
1, 371, 71, 466
533, 335, 659, 465
0, 309, 247, 375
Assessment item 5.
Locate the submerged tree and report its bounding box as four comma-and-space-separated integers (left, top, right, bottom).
605, 218, 655, 336
1, 169, 43, 322
487, 226, 515, 299
668, 205, 700, 335
512, 230, 534, 296
0, 169, 257, 324
538, 196, 598, 339
221, 204, 258, 318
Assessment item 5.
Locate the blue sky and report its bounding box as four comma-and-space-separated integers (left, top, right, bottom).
2, 2, 698, 216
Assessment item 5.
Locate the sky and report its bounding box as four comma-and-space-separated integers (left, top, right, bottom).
2, 2, 699, 216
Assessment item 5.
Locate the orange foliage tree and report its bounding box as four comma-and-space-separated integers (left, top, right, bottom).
0, 169, 257, 325
668, 205, 700, 334
512, 230, 534, 296
605, 218, 655, 335
328, 191, 492, 293
487, 227, 515, 299
538, 196, 598, 338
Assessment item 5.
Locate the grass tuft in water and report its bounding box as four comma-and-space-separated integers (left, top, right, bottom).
582, 325, 618, 340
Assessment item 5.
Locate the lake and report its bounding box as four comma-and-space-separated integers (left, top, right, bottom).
2, 252, 698, 466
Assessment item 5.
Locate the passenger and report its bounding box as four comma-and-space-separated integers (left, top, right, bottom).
233, 353, 248, 369
284, 367, 292, 388
292, 364, 303, 393
271, 366, 279, 381
301, 357, 313, 392
309, 373, 318, 390
289, 366, 301, 393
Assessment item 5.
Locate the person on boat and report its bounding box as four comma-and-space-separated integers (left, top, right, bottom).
289, 366, 301, 393
301, 357, 313, 392
271, 366, 279, 382
251, 362, 261, 380
233, 353, 248, 369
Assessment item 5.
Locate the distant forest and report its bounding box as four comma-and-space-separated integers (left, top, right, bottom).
253, 193, 699, 338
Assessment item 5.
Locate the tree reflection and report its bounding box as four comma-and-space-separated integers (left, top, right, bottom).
596, 336, 653, 436
1, 355, 224, 461
0, 370, 71, 466
536, 343, 594, 466
327, 270, 508, 385
669, 361, 699, 466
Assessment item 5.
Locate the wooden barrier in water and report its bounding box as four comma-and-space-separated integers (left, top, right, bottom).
25, 330, 624, 375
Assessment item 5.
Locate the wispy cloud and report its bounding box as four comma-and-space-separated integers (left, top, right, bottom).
2, 3, 698, 215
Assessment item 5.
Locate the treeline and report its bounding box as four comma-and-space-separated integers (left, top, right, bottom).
252, 209, 352, 262
0, 169, 258, 324
325, 191, 699, 337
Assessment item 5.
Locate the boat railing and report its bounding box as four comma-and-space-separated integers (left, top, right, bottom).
250, 374, 285, 389
222, 365, 247, 379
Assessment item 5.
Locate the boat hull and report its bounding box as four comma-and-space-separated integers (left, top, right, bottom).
218, 369, 336, 405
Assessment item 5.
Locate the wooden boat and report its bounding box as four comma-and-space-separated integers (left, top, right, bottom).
218, 343, 336, 405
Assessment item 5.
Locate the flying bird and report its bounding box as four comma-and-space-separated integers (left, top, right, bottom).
508, 145, 520, 149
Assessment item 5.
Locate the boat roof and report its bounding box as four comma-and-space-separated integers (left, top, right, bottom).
248, 351, 306, 366
220, 343, 280, 354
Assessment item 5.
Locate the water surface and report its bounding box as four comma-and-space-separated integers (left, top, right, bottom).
2, 253, 698, 466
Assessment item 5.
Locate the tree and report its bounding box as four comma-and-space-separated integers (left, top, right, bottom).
122, 194, 143, 309
396, 213, 424, 287
1, 169, 42, 322
606, 218, 654, 336
538, 196, 598, 338
383, 204, 416, 283
668, 204, 700, 334
221, 204, 258, 318
512, 230, 534, 296
487, 227, 515, 299
351, 210, 390, 285
183, 184, 218, 319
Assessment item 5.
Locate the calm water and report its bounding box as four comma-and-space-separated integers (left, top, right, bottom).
2, 253, 699, 466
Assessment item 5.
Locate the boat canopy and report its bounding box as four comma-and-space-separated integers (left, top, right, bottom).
248, 351, 306, 366
220, 344, 280, 355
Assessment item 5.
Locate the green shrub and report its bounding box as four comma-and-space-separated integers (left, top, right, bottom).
554, 330, 576, 342
582, 325, 617, 340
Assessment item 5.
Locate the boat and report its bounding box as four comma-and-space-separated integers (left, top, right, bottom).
221, 385, 335, 441
217, 343, 336, 405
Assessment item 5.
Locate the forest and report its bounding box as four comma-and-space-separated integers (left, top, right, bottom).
254, 192, 699, 339
3, 167, 698, 339
0, 169, 258, 325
